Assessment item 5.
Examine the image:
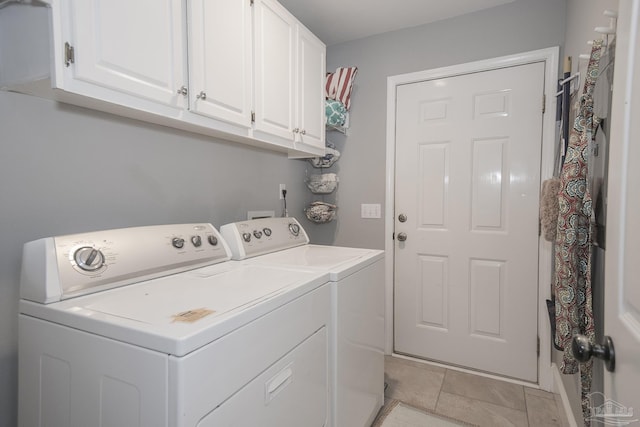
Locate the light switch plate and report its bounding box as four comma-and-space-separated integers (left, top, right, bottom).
361, 204, 381, 219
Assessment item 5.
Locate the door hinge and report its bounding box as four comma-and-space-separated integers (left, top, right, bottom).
537, 336, 540, 356
64, 42, 75, 67
250, 0, 254, 5
542, 94, 546, 114
251, 111, 255, 123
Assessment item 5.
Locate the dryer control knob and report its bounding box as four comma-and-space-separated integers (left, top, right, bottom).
73, 247, 105, 272
263, 227, 272, 237
207, 235, 218, 246
253, 230, 263, 239
288, 223, 300, 236
242, 232, 252, 242
172, 237, 185, 249
191, 235, 202, 247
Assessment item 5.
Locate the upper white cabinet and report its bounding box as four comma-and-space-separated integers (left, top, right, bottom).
296, 24, 326, 150
64, 0, 187, 109
0, 0, 325, 157
187, 0, 253, 128
254, 0, 325, 151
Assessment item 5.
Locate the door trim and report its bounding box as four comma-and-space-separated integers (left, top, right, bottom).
384, 47, 559, 390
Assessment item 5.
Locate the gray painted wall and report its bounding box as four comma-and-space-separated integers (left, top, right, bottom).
308, 0, 567, 248
0, 92, 308, 426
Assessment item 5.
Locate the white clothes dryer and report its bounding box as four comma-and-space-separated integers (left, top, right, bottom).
220, 217, 385, 427
19, 223, 331, 427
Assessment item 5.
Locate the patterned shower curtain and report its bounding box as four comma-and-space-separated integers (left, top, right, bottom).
554, 40, 603, 425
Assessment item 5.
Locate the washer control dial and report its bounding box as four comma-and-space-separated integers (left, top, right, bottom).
191, 235, 202, 247
242, 232, 252, 243
253, 230, 263, 239
263, 227, 272, 237
172, 237, 185, 249
73, 247, 105, 272
208, 235, 218, 246
288, 223, 300, 236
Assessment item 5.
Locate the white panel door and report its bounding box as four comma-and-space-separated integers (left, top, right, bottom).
253, 0, 296, 141
295, 25, 325, 150
188, 0, 252, 127
601, 0, 640, 421
394, 62, 544, 381
69, 0, 186, 108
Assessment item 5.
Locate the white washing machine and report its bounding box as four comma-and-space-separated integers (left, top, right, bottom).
18, 223, 331, 427
220, 217, 385, 427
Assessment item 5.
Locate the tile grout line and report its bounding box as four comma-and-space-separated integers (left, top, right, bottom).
433, 368, 447, 414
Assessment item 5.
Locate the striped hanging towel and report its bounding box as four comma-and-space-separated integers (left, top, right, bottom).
325, 67, 358, 110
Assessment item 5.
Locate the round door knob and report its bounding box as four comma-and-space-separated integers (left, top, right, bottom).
397, 232, 407, 242
572, 334, 615, 372
300, 129, 306, 135
177, 85, 188, 96
398, 213, 407, 223
196, 91, 207, 100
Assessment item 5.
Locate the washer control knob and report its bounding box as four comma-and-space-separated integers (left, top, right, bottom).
263, 227, 272, 237
242, 232, 252, 243
172, 237, 185, 249
191, 235, 202, 247
74, 247, 105, 272
253, 230, 263, 239
208, 235, 218, 246
288, 223, 300, 236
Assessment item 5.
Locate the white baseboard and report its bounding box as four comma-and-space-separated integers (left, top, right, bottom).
552, 363, 579, 427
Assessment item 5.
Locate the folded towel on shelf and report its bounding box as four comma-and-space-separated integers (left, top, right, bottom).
326, 66, 358, 110
325, 99, 347, 127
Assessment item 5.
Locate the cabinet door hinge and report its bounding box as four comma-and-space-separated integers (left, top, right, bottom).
251, 111, 255, 123
542, 94, 546, 114
250, 0, 254, 5
537, 336, 540, 356
64, 42, 75, 67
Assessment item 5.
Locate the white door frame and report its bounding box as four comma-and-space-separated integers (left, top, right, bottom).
385, 47, 559, 390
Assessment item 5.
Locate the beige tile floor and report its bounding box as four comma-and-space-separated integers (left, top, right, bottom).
383, 356, 571, 427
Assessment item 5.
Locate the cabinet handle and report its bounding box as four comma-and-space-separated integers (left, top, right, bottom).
196, 91, 207, 100
177, 86, 188, 96
293, 128, 300, 134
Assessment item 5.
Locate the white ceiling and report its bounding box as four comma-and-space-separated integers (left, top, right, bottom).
278, 0, 515, 46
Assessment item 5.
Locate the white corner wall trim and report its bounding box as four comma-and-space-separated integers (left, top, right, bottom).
384, 46, 559, 390
552, 363, 579, 427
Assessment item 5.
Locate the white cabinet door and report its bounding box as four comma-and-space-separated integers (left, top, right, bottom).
188, 0, 252, 128
253, 0, 296, 143
66, 0, 187, 108
295, 25, 325, 150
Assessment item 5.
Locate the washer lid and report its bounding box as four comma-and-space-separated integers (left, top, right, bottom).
247, 245, 384, 280
20, 263, 328, 356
